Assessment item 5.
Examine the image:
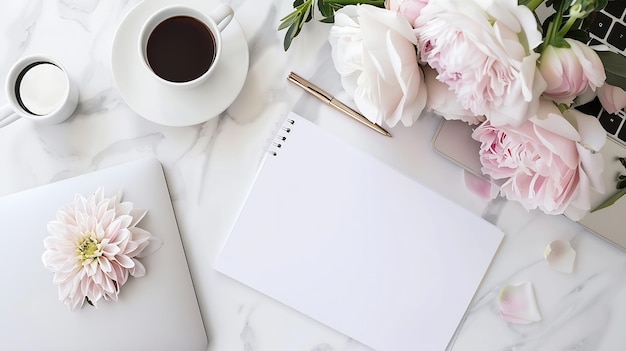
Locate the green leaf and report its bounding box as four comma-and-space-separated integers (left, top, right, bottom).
596, 0, 609, 11
279, 10, 299, 24
279, 0, 314, 51
278, 20, 293, 31
278, 12, 297, 31
320, 15, 335, 23
303, 2, 313, 23
283, 21, 300, 51
591, 187, 626, 213
278, 0, 349, 51
564, 29, 590, 42
545, 0, 564, 10
318, 0, 333, 18
597, 50, 626, 90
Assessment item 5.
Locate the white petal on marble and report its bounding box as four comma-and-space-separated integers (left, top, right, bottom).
544, 239, 576, 274
498, 282, 542, 324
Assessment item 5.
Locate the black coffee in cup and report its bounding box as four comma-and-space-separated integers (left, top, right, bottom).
146, 16, 216, 83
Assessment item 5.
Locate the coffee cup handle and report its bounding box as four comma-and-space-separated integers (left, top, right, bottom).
0, 104, 20, 128
210, 4, 234, 32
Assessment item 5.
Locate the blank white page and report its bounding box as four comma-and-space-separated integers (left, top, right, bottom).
216, 112, 503, 351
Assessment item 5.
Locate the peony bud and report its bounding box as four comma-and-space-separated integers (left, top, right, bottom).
539, 39, 605, 104
385, 0, 429, 26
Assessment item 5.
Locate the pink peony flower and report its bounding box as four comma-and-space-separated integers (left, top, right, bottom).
42, 188, 160, 310
597, 83, 626, 114
539, 39, 606, 104
385, 0, 429, 26
415, 0, 546, 127
472, 99, 606, 220
423, 66, 485, 125
329, 5, 427, 127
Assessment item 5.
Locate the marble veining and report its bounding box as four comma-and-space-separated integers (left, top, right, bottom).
1, 1, 626, 350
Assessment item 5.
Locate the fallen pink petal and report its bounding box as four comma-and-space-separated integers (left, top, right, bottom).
498, 282, 542, 324
463, 170, 495, 200
544, 240, 576, 274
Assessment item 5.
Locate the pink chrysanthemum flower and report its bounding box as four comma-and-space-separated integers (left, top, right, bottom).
42, 188, 158, 310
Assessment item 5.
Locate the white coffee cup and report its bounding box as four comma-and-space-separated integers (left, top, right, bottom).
0, 55, 79, 128
138, 4, 234, 88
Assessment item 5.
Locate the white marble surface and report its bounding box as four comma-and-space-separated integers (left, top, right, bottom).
1, 1, 626, 350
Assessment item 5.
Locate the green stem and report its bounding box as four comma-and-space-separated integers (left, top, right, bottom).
541, 0, 568, 50
557, 15, 579, 37
591, 187, 626, 213
524, 0, 545, 11
541, 20, 556, 52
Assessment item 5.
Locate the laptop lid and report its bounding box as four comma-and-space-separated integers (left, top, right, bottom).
0, 158, 207, 351
432, 118, 626, 250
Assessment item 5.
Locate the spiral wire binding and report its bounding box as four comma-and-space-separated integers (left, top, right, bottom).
268, 118, 295, 156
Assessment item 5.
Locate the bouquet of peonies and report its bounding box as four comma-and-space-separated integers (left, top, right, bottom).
280, 0, 626, 220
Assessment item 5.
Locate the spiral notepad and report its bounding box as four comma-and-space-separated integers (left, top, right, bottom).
216, 112, 504, 351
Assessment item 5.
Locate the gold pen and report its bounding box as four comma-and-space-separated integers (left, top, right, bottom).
287, 72, 392, 137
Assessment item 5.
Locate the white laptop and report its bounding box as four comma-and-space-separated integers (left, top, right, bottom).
0, 158, 207, 351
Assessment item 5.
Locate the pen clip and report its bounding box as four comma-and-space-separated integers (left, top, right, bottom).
288, 72, 333, 102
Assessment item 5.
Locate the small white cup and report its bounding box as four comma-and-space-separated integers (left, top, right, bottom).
0, 55, 79, 128
139, 4, 234, 88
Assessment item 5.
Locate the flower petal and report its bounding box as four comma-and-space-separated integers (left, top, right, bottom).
463, 170, 495, 200
566, 108, 607, 152
136, 235, 163, 258
544, 240, 576, 274
101, 243, 121, 257
115, 254, 135, 269
130, 259, 146, 278
129, 208, 147, 227
115, 201, 133, 216
498, 282, 542, 324
98, 256, 113, 273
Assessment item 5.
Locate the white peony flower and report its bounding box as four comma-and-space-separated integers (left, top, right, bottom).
329, 4, 427, 127
42, 188, 160, 310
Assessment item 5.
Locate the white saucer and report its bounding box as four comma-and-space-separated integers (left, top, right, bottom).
111, 0, 249, 127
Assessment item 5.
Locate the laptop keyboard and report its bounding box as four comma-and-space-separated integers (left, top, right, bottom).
576, 6, 626, 144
